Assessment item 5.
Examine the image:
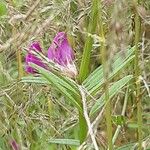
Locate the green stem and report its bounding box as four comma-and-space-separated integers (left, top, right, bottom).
105, 96, 113, 150
77, 0, 99, 144
112, 88, 128, 144
134, 1, 143, 149
78, 112, 87, 144
16, 49, 23, 80
12, 26, 23, 80
99, 1, 113, 149
78, 0, 99, 83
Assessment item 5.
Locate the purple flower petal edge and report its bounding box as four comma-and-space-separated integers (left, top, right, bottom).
29, 41, 42, 52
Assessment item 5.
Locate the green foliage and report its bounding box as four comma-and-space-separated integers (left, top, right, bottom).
90, 75, 133, 116
112, 115, 126, 126
0, 1, 7, 16
83, 47, 135, 95
48, 139, 80, 146
21, 76, 48, 84
78, 0, 99, 82
30, 63, 82, 112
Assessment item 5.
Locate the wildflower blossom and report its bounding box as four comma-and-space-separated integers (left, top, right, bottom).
25, 32, 77, 78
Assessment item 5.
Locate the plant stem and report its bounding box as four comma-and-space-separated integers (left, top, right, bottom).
79, 86, 99, 150
77, 0, 99, 144
78, 112, 87, 143
99, 1, 113, 149
112, 88, 128, 144
16, 49, 23, 80
12, 26, 23, 80
104, 83, 113, 150
78, 0, 99, 83
134, 0, 143, 149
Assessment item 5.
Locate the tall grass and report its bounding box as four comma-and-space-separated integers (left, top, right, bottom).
134, 0, 143, 149
0, 0, 149, 149
99, 0, 113, 149
78, 0, 99, 143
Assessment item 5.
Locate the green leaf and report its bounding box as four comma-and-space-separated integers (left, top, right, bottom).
78, 0, 99, 82
30, 63, 82, 112
90, 75, 133, 116
21, 76, 48, 84
48, 139, 80, 146
112, 115, 126, 126
29, 64, 80, 98
0, 1, 7, 16
83, 47, 135, 95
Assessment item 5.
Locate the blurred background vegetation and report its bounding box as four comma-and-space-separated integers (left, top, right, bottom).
0, 0, 150, 149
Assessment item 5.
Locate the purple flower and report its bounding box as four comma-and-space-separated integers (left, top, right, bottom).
48, 32, 77, 78
25, 41, 45, 74
25, 32, 77, 78
9, 140, 19, 150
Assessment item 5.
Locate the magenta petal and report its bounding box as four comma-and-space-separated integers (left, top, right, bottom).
10, 140, 19, 150
26, 54, 44, 66
25, 53, 45, 73
29, 41, 42, 52
25, 42, 45, 74
47, 32, 75, 66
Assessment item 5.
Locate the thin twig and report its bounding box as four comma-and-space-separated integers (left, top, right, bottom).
112, 88, 129, 144
78, 85, 99, 150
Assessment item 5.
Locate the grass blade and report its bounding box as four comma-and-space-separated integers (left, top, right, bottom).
83, 47, 135, 95
90, 75, 133, 116
48, 139, 80, 146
